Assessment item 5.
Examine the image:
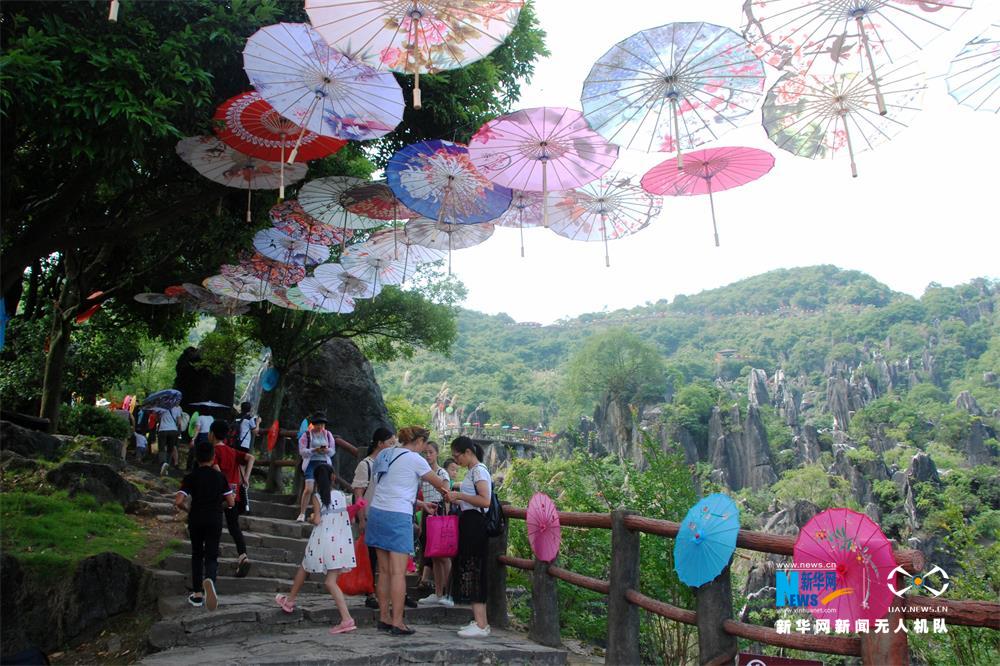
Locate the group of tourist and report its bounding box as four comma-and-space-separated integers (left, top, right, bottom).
153, 402, 259, 476
175, 412, 497, 639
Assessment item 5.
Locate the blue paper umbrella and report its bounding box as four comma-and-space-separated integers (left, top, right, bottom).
143, 389, 182, 410
261, 368, 280, 391
673, 493, 740, 587
297, 418, 310, 439
386, 140, 512, 226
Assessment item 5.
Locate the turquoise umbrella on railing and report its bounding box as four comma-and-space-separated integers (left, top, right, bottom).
673, 493, 740, 587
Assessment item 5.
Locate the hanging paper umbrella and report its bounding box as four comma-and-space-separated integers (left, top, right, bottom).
641, 147, 775, 247
305, 0, 523, 109
547, 174, 662, 267
253, 228, 331, 265
582, 22, 766, 168
143, 389, 182, 410
742, 0, 970, 115
262, 368, 280, 392
674, 494, 740, 588
487, 190, 550, 258
355, 227, 445, 282
794, 508, 897, 624
468, 107, 618, 227
176, 136, 307, 221
267, 419, 281, 452
313, 263, 374, 299
946, 23, 1000, 114
291, 279, 357, 313
341, 182, 419, 221
134, 293, 180, 306
298, 176, 384, 248
762, 60, 926, 177
243, 22, 404, 158
404, 218, 495, 273
222, 252, 307, 287
265, 285, 303, 311
190, 401, 232, 409
527, 492, 561, 563
341, 250, 405, 298
213, 91, 347, 199
298, 418, 310, 439
269, 200, 343, 247
203, 274, 271, 302
387, 140, 512, 226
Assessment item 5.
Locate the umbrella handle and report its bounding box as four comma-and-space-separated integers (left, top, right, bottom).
108, 0, 119, 21
841, 113, 859, 178
707, 177, 720, 247
601, 214, 610, 267
246, 185, 253, 222
856, 16, 887, 116
519, 208, 525, 258
413, 71, 422, 110
279, 141, 286, 202
288, 94, 321, 163
541, 160, 549, 228
672, 98, 684, 170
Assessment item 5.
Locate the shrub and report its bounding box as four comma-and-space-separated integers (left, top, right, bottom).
58, 404, 130, 439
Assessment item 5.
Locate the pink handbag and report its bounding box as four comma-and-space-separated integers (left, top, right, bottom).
424, 514, 459, 558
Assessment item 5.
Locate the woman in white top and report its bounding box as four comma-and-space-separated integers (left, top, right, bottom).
445, 436, 493, 638
416, 441, 454, 607
366, 426, 450, 636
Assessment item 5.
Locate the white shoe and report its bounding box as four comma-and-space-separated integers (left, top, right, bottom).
438, 596, 455, 607
160, 463, 170, 476
457, 623, 490, 638
296, 513, 306, 522
203, 578, 218, 611
418, 594, 439, 606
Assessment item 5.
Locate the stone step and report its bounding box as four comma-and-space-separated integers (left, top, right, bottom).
153, 569, 330, 598
241, 530, 308, 552
244, 499, 300, 520
239, 514, 314, 539
247, 491, 297, 505
162, 553, 311, 581
176, 540, 299, 565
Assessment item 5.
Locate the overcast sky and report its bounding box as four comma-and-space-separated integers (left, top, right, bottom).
439, 0, 1000, 324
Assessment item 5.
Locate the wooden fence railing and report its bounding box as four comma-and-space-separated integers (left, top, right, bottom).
484, 505, 999, 665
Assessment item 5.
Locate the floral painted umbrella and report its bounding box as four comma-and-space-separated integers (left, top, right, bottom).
313, 263, 375, 300
134, 293, 180, 306
243, 23, 404, 157
203, 274, 271, 302
641, 147, 775, 247
221, 252, 307, 287
361, 227, 446, 281
467, 107, 618, 226
265, 285, 303, 311
794, 508, 897, 624
213, 91, 346, 199
341, 182, 419, 221
404, 218, 495, 273
582, 22, 766, 167
269, 200, 343, 246
527, 492, 561, 563
292, 278, 357, 313
253, 228, 331, 265
488, 189, 551, 257
547, 174, 662, 267
386, 140, 512, 226
298, 176, 383, 245
742, 0, 971, 115
341, 248, 405, 298
176, 136, 307, 221
763, 59, 926, 177
304, 0, 523, 108
946, 23, 1000, 114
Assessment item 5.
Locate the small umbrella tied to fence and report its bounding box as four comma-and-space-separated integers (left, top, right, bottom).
641, 146, 775, 247
527, 492, 561, 563
305, 0, 524, 109
673, 493, 740, 588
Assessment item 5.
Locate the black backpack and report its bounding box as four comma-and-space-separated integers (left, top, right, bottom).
484, 487, 507, 538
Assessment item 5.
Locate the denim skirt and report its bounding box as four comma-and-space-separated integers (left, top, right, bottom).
366, 507, 414, 555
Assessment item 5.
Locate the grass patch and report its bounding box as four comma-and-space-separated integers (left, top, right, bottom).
152, 538, 183, 566
1, 490, 146, 580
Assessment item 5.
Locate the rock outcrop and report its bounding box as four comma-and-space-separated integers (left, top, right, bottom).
794, 424, 823, 465
46, 461, 141, 509
0, 420, 65, 460
707, 405, 777, 491
907, 452, 940, 484
828, 449, 889, 521
747, 369, 769, 408
955, 391, 983, 417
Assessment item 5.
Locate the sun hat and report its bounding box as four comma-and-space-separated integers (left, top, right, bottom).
308, 411, 328, 425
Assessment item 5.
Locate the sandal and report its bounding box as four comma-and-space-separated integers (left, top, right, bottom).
274, 593, 295, 613
236, 555, 251, 578
389, 625, 415, 636
329, 618, 357, 635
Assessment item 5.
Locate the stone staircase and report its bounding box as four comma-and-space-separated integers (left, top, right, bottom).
146, 491, 568, 664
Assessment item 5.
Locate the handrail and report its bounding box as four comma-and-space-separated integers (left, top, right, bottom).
722, 619, 862, 657
902, 596, 1000, 629
624, 589, 697, 625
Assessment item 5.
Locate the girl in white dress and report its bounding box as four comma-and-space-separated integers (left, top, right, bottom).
275, 463, 357, 634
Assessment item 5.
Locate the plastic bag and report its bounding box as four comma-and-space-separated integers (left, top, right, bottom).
424, 514, 459, 558
337, 533, 374, 596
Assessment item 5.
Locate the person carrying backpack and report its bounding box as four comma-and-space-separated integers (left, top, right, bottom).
233, 402, 260, 452
445, 436, 495, 638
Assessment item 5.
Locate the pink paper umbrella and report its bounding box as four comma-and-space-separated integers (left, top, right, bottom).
793, 508, 897, 625
468, 107, 618, 229
641, 147, 774, 248
527, 492, 561, 563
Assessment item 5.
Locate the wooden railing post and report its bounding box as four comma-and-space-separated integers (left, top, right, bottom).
486, 503, 509, 629
608, 509, 640, 665
696, 562, 738, 665
861, 571, 909, 665
529, 559, 561, 647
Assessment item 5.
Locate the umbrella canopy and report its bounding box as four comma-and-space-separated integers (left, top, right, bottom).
221, 252, 307, 287
143, 389, 182, 409
341, 249, 406, 297
203, 275, 271, 302
304, 0, 523, 108
176, 136, 307, 220
269, 201, 344, 247
265, 285, 303, 311
298, 176, 383, 243
673, 494, 740, 588
763, 60, 926, 177
641, 147, 775, 247
742, 0, 970, 114
356, 227, 446, 281
253, 228, 332, 265
313, 262, 374, 298
134, 293, 180, 306
489, 189, 551, 258
582, 22, 766, 167
527, 492, 561, 563
946, 23, 1000, 114
292, 279, 357, 313
404, 218, 495, 273
190, 401, 231, 409
467, 107, 618, 224
386, 140, 513, 225
547, 174, 663, 267
341, 182, 419, 221
262, 368, 280, 392
794, 508, 897, 623
243, 22, 404, 154
213, 90, 346, 198
267, 419, 281, 451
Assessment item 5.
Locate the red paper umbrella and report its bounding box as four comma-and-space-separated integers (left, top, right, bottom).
267, 420, 280, 452
75, 302, 102, 324
527, 492, 561, 562
213, 91, 347, 198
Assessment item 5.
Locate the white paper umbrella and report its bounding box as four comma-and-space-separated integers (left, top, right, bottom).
176, 136, 307, 220
355, 228, 446, 281
488, 189, 551, 257
298, 176, 384, 246
547, 174, 663, 267
313, 262, 374, 298
946, 23, 1000, 114
253, 228, 331, 266
266, 285, 303, 311
243, 23, 404, 158
403, 218, 494, 273
134, 293, 179, 305
203, 275, 270, 302
341, 250, 405, 298
293, 278, 357, 313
